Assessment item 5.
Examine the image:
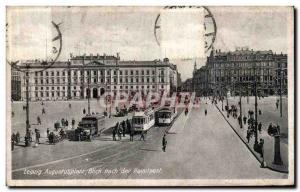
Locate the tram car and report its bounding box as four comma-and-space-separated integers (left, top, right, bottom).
132, 109, 155, 132
155, 107, 178, 126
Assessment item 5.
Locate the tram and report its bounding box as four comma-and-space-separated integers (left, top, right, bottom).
156, 107, 178, 126
132, 109, 155, 132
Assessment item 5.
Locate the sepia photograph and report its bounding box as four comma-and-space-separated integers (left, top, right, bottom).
6, 5, 294, 186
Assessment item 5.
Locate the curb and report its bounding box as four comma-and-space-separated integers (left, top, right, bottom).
214, 104, 288, 174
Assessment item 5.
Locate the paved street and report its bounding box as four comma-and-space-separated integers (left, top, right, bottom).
11, 100, 287, 180
11, 100, 114, 138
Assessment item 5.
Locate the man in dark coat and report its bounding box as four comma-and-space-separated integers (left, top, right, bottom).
16, 132, 20, 144
246, 129, 251, 143
162, 134, 167, 152
130, 129, 134, 141
112, 128, 116, 141
122, 120, 126, 137
140, 131, 145, 141
258, 122, 262, 133
243, 116, 247, 125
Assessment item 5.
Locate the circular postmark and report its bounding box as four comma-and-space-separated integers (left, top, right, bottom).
7, 21, 63, 73
154, 6, 217, 55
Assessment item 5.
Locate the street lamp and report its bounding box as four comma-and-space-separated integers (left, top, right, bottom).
253, 66, 259, 151
24, 64, 31, 147
87, 69, 91, 115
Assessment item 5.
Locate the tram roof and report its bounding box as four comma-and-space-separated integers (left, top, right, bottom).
133, 110, 154, 117
82, 114, 105, 120
157, 107, 172, 112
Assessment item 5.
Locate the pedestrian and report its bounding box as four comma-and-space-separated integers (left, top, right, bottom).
243, 116, 247, 125
185, 107, 188, 116
130, 128, 134, 141
276, 101, 279, 109
238, 115, 242, 126
61, 118, 65, 127
83, 108, 86, 114
12, 133, 16, 144
276, 124, 281, 135
37, 116, 41, 125
118, 127, 122, 140
65, 119, 69, 127
246, 129, 251, 143
69, 103, 72, 109
122, 120, 126, 137
162, 134, 167, 152
140, 131, 145, 141
11, 133, 15, 151
49, 132, 54, 144
205, 109, 207, 116
42, 107, 46, 114
258, 109, 262, 115
72, 118, 75, 129
16, 131, 20, 144
112, 127, 117, 141
29, 130, 33, 142
258, 122, 262, 133
259, 138, 264, 158
47, 128, 50, 138
35, 129, 40, 144
12, 111, 14, 118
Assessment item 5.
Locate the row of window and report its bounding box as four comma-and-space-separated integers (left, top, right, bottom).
35, 91, 66, 98
34, 77, 166, 84
33, 85, 165, 92
35, 86, 66, 91
212, 76, 274, 82
34, 69, 166, 77
212, 62, 278, 68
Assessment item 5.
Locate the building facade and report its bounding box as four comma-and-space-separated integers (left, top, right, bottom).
193, 48, 288, 96
11, 69, 22, 101
13, 54, 178, 101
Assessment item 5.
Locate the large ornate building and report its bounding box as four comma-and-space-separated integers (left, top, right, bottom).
12, 54, 178, 101
192, 48, 288, 97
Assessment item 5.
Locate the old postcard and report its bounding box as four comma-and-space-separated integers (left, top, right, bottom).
6, 6, 294, 186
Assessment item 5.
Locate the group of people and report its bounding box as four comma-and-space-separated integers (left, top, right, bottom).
11, 132, 20, 151
112, 119, 134, 141
225, 105, 238, 119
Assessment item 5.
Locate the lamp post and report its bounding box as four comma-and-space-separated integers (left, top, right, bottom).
279, 64, 283, 117
87, 69, 91, 115
253, 66, 259, 150
24, 64, 31, 147
239, 83, 243, 128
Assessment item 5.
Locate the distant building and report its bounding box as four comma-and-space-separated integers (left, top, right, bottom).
192, 48, 288, 96
181, 78, 193, 92
13, 54, 178, 101
11, 68, 22, 101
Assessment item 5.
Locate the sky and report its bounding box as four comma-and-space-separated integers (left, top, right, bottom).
6, 6, 292, 81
